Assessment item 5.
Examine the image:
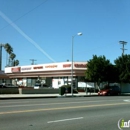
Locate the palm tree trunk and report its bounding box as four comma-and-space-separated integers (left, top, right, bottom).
0, 45, 2, 70
6, 52, 8, 67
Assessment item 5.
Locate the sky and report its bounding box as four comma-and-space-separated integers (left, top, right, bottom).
0, 0, 130, 70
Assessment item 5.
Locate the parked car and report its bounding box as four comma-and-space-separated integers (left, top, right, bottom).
4, 83, 17, 88
98, 85, 121, 96
42, 84, 49, 87
0, 84, 6, 88
34, 83, 41, 89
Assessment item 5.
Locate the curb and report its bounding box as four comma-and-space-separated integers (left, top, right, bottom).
0, 94, 98, 99
0, 96, 58, 100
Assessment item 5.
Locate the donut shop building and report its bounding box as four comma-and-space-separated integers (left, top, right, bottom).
4, 62, 87, 88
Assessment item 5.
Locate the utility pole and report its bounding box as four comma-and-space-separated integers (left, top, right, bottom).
0, 43, 5, 71
30, 59, 37, 65
119, 41, 127, 55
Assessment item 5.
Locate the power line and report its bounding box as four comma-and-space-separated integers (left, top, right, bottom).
0, 0, 50, 31
119, 41, 127, 55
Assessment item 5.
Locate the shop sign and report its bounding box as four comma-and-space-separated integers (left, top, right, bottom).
12, 67, 21, 72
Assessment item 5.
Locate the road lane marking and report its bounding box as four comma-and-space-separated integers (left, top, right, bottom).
47, 117, 83, 123
0, 99, 128, 108
124, 99, 130, 102
0, 102, 129, 115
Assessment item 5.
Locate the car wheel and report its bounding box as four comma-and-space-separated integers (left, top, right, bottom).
107, 93, 111, 96
117, 93, 120, 96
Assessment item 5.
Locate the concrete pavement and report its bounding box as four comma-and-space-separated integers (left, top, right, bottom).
0, 96, 130, 130
0, 92, 130, 99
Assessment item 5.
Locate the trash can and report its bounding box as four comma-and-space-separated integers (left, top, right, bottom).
59, 87, 65, 95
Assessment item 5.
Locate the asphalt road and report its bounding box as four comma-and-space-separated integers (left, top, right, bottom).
0, 96, 130, 130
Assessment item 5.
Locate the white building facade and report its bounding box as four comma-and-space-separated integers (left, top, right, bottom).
4, 62, 87, 88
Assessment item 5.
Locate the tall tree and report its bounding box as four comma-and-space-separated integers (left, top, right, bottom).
13, 60, 19, 66
85, 55, 114, 86
10, 53, 16, 60
4, 43, 20, 66
114, 54, 130, 83
9, 53, 16, 66
4, 43, 13, 54
4, 43, 13, 66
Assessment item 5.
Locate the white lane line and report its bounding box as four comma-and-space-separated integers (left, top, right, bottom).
47, 117, 83, 123
124, 99, 130, 102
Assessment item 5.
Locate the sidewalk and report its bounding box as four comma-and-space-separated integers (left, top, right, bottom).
0, 92, 98, 99
0, 92, 129, 99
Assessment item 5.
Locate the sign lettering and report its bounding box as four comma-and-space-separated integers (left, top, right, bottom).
33, 66, 43, 69
74, 64, 86, 68
21, 67, 31, 70
45, 65, 57, 68
63, 64, 71, 68
12, 67, 21, 72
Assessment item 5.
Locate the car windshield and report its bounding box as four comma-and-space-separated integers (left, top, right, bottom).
34, 84, 40, 86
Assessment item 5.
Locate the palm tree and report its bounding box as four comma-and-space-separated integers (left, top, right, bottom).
13, 60, 19, 66
4, 43, 13, 66
10, 53, 16, 66
10, 53, 16, 60
4, 43, 20, 67
4, 43, 13, 54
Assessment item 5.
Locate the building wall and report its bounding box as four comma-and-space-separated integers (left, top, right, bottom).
4, 62, 87, 88
120, 83, 130, 93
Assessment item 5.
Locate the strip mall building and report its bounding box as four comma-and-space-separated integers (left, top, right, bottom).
4, 62, 87, 88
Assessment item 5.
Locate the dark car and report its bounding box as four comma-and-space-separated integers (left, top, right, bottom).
98, 85, 121, 96
0, 84, 6, 88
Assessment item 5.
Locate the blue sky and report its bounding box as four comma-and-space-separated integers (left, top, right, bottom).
0, 0, 130, 70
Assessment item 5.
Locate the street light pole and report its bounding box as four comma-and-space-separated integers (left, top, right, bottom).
71, 36, 74, 96
71, 32, 82, 96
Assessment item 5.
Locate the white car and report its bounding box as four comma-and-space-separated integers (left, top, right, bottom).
34, 83, 41, 89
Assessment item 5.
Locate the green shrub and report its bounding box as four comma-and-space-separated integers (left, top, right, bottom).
61, 85, 78, 93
